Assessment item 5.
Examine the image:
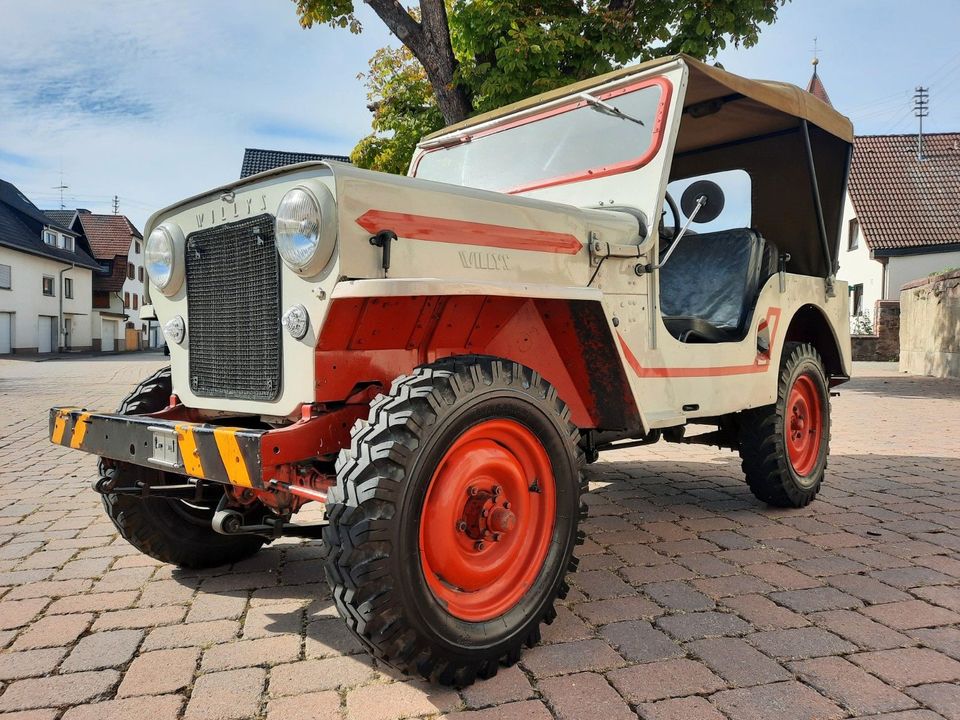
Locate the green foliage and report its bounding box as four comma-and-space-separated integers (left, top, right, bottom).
292, 0, 788, 172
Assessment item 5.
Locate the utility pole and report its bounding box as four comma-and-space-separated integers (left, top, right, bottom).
914, 86, 929, 161
112, 195, 120, 214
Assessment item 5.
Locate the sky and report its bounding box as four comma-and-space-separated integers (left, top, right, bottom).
1, 0, 958, 232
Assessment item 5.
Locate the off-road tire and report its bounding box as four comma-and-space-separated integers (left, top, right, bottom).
100, 366, 264, 568
322, 357, 587, 686
739, 342, 830, 507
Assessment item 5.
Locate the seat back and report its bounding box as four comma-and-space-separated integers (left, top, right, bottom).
659, 228, 772, 339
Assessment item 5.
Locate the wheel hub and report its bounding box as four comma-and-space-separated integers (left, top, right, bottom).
458, 485, 517, 541
785, 374, 823, 476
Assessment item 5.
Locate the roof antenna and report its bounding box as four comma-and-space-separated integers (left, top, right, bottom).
913, 86, 929, 161
811, 36, 819, 75
112, 195, 120, 215
53, 166, 69, 210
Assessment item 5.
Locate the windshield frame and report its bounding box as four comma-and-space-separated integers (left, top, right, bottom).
411, 75, 673, 195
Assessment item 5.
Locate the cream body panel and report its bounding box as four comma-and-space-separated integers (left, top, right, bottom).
146, 167, 341, 417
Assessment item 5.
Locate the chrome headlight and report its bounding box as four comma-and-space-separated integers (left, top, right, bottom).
145, 223, 185, 296
275, 185, 337, 275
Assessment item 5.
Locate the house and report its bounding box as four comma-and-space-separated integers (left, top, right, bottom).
240, 148, 350, 178
0, 179, 99, 354
54, 210, 150, 352
806, 66, 960, 324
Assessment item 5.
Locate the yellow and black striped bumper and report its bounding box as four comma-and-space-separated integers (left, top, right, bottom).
49, 407, 268, 489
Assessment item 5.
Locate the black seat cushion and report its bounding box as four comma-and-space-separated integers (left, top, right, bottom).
660, 228, 774, 342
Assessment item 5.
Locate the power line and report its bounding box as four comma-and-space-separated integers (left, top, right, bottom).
914, 86, 929, 160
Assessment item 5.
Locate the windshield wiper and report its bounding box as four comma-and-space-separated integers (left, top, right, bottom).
578, 92, 645, 126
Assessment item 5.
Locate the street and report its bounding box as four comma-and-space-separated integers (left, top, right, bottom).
0, 356, 959, 719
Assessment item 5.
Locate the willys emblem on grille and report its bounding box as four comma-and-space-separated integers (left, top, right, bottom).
196, 193, 268, 229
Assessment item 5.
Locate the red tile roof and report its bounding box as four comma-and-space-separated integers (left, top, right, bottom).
76, 211, 142, 260
848, 133, 960, 253
95, 256, 128, 293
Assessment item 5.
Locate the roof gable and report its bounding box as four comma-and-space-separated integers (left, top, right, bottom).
848, 133, 960, 253
240, 148, 350, 178
76, 211, 142, 260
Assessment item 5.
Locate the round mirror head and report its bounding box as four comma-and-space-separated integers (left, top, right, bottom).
680, 180, 725, 223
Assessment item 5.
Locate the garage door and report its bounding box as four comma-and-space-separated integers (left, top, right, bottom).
0, 313, 11, 354
38, 316, 54, 353
101, 319, 116, 352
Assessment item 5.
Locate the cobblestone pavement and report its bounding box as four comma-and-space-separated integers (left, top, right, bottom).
1, 356, 959, 720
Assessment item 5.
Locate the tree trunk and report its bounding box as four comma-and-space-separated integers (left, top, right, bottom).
366, 0, 472, 124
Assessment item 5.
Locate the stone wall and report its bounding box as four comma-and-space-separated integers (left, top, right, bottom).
899, 269, 960, 378
850, 300, 900, 362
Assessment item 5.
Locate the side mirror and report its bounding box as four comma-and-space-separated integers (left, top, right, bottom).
681, 180, 725, 223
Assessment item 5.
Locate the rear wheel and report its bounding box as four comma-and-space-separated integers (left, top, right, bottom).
322, 357, 586, 686
100, 366, 264, 568
739, 342, 830, 507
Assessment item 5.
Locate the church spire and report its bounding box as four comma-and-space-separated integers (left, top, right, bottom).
805, 38, 832, 106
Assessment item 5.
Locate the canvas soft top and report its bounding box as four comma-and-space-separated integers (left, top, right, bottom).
421, 53, 854, 148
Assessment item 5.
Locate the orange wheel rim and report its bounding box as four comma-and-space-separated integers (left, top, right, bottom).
786, 374, 822, 476
418, 418, 556, 622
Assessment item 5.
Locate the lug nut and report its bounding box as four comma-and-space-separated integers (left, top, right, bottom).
492, 532, 502, 542
456, 520, 467, 533
481, 509, 489, 518
503, 501, 511, 510
492, 485, 502, 496
474, 541, 485, 551
468, 486, 479, 496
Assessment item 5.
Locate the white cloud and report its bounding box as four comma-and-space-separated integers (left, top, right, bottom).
0, 0, 392, 229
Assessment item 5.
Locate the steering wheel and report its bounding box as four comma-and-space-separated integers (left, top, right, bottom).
660, 191, 681, 241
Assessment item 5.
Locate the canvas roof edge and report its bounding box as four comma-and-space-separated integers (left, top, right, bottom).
420, 53, 854, 146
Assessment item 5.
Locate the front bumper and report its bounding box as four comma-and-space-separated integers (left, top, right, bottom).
50, 407, 266, 488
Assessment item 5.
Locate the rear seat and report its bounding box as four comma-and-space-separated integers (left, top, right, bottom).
659, 228, 778, 343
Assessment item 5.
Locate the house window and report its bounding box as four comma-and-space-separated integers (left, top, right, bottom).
127, 262, 134, 280
124, 292, 130, 308
42, 276, 55, 296
61, 235, 74, 252
44, 230, 57, 246
132, 294, 138, 310
138, 266, 143, 282
93, 291, 110, 308
851, 283, 864, 315
0, 264, 10, 290
64, 278, 74, 299
134, 241, 141, 254
848, 218, 859, 250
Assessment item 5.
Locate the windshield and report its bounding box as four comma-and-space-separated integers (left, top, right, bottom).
414, 77, 670, 194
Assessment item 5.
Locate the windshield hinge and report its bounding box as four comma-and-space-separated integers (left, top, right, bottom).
589, 232, 645, 266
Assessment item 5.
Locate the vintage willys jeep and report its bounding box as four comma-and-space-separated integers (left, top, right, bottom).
50, 54, 851, 684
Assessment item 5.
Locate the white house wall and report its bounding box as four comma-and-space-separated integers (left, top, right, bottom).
836, 192, 884, 315
0, 246, 93, 352
887, 250, 960, 299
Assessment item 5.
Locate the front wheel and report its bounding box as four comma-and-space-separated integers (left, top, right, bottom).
322, 357, 586, 686
738, 342, 831, 507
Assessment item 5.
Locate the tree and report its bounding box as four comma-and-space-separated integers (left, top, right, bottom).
294, 0, 789, 172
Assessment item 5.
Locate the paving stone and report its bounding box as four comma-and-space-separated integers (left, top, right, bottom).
0, 598, 50, 630
573, 596, 663, 625
790, 656, 918, 715
265, 691, 341, 720
911, 626, 960, 661
444, 699, 553, 720
11, 612, 92, 650
643, 581, 714, 611
572, 569, 636, 599
809, 609, 912, 650
862, 599, 960, 630
92, 605, 187, 631
143, 619, 239, 650
60, 695, 184, 720
460, 664, 534, 709
823, 573, 912, 604
539, 671, 635, 720
305, 617, 365, 658
691, 574, 773, 598
0, 670, 120, 712
0, 647, 68, 680
61, 629, 143, 671
850, 647, 960, 687
269, 656, 376, 696
607, 657, 725, 703
711, 680, 845, 720
599, 620, 684, 663
870, 567, 955, 589
748, 627, 856, 660
241, 601, 305, 639
769, 587, 863, 613
906, 683, 960, 720
521, 638, 625, 677
200, 635, 300, 671
745, 563, 823, 590
656, 611, 750, 640
47, 591, 138, 615
345, 680, 459, 720
185, 591, 248, 622
722, 593, 809, 629
637, 696, 727, 720
184, 667, 266, 720
117, 647, 200, 697
687, 636, 791, 686
539, 605, 594, 644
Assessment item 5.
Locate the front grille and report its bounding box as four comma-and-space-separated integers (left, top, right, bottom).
185, 214, 282, 401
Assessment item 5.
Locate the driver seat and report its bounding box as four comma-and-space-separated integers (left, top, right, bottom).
659, 228, 777, 343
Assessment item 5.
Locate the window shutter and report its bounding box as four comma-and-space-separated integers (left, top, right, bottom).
0, 264, 10, 289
